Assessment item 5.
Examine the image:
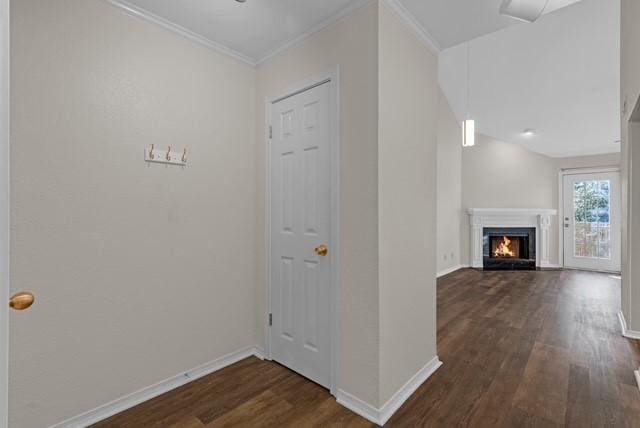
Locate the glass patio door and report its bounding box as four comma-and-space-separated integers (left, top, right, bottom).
563, 171, 621, 272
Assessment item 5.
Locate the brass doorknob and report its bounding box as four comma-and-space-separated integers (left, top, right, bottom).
9, 292, 35, 311
314, 244, 328, 257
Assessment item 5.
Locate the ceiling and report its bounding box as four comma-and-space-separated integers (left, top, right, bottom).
107, 0, 372, 63
114, 0, 586, 61
439, 0, 620, 157
109, 0, 619, 157
399, 0, 583, 49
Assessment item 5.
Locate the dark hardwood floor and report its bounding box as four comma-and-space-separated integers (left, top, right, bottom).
94, 269, 640, 427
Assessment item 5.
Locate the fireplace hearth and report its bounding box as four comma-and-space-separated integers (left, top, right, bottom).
483, 227, 536, 270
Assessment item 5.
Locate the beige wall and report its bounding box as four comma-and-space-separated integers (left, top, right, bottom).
0, 0, 7, 424
436, 90, 462, 275
621, 0, 640, 330
255, 2, 381, 406
378, 3, 439, 405
10, 0, 257, 426
461, 135, 620, 266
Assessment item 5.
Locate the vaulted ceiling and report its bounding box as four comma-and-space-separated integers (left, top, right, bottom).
399, 0, 583, 49
106, 0, 619, 157
439, 0, 620, 157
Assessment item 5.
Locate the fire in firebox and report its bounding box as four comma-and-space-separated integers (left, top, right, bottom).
493, 236, 517, 258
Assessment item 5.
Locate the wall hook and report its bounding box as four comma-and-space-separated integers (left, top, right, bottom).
182, 148, 187, 163
166, 146, 171, 161
149, 144, 155, 160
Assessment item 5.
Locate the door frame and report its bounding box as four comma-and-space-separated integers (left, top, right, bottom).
558, 166, 621, 272
263, 69, 339, 395
0, 0, 9, 425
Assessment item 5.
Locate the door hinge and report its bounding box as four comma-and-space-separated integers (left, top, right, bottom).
269, 313, 273, 326
268, 125, 273, 139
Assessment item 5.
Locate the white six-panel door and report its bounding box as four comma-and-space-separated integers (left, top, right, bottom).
269, 82, 331, 388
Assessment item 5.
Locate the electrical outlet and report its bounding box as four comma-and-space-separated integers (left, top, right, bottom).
443, 254, 448, 261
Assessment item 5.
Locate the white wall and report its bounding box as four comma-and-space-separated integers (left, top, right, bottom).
10, 0, 257, 426
378, 2, 439, 406
460, 135, 620, 266
255, 2, 381, 406
621, 0, 640, 331
436, 90, 462, 275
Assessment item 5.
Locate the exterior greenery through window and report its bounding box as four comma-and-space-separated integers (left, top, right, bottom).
573, 180, 611, 259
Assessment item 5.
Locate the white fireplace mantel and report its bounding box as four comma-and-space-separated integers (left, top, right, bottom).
468, 208, 558, 269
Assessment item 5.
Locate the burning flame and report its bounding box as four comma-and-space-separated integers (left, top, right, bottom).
494, 236, 515, 258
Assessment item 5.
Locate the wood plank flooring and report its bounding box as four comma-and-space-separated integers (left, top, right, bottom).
94, 269, 640, 427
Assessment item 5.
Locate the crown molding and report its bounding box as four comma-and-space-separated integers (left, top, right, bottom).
101, 0, 441, 67
101, 0, 256, 66
255, 0, 376, 65
381, 0, 441, 55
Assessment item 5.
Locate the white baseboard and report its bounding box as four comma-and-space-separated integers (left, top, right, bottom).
539, 264, 563, 269
337, 356, 442, 426
635, 370, 640, 391
336, 389, 381, 425
618, 311, 640, 340
51, 345, 264, 428
437, 264, 468, 278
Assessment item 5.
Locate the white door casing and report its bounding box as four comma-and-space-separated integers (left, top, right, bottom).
268, 78, 334, 389
562, 171, 621, 272
0, 0, 9, 424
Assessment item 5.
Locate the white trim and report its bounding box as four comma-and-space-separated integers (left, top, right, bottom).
264, 69, 340, 395
558, 167, 621, 267
547, 149, 622, 159
102, 0, 440, 68
559, 169, 622, 272
467, 208, 558, 216
337, 356, 442, 426
437, 264, 468, 278
256, 0, 375, 65
467, 208, 558, 268
0, 0, 9, 425
635, 369, 640, 391
378, 356, 443, 425
102, 0, 380, 67
101, 0, 256, 66
336, 390, 381, 425
540, 264, 563, 270
563, 266, 620, 274
50, 346, 264, 428
380, 0, 441, 55
618, 311, 640, 340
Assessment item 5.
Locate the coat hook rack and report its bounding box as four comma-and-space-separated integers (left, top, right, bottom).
145, 145, 187, 166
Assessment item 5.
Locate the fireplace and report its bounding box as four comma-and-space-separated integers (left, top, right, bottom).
483, 227, 536, 270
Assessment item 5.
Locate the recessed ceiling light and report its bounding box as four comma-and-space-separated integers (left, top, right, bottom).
614, 140, 621, 144
523, 129, 536, 137
235, 0, 246, 3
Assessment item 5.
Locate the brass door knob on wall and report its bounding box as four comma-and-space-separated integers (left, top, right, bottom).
9, 292, 35, 311
314, 245, 329, 257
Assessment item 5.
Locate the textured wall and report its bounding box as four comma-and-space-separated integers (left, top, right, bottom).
378, 2, 439, 406
10, 0, 257, 426
255, 2, 381, 406
436, 90, 462, 275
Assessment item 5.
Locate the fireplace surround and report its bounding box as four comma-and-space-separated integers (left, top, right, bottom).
468, 208, 557, 270
483, 227, 536, 270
